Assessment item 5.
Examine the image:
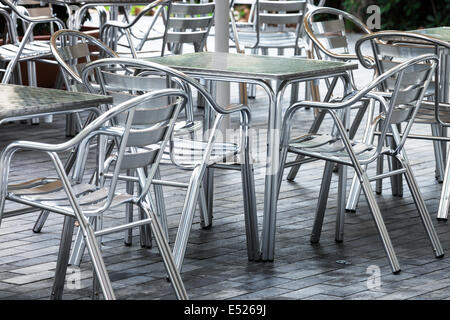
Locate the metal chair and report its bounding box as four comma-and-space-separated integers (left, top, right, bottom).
0, 87, 189, 300
0, 0, 65, 84
29, 29, 119, 235
79, 58, 260, 273
278, 53, 443, 273
99, 0, 170, 59
230, 0, 307, 99
40, 29, 199, 258
346, 31, 450, 215
286, 6, 374, 182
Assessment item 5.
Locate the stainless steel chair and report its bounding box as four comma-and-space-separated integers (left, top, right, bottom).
30, 29, 119, 235
0, 0, 65, 84
230, 0, 307, 99
99, 0, 170, 59
79, 58, 260, 273
0, 87, 189, 300
45, 29, 200, 259
278, 53, 443, 273
286, 6, 374, 182
346, 31, 450, 215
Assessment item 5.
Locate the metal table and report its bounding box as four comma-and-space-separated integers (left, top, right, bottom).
146, 51, 358, 261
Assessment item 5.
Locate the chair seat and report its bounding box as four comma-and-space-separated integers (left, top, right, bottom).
163, 138, 241, 166
288, 134, 384, 166
236, 31, 304, 49
7, 178, 133, 216
0, 41, 52, 61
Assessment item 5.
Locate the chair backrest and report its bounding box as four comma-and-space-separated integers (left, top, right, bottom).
80, 59, 189, 208
254, 0, 306, 46
162, 1, 215, 55
354, 53, 438, 156
355, 31, 450, 125
50, 29, 119, 92
81, 58, 233, 174
304, 6, 372, 62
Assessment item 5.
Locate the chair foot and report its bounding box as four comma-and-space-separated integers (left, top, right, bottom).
436, 253, 445, 259
393, 269, 401, 275
437, 217, 448, 222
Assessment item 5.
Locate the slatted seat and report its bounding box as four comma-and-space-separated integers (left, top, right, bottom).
278, 53, 443, 274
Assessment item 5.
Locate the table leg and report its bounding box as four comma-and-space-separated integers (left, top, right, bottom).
261, 80, 283, 261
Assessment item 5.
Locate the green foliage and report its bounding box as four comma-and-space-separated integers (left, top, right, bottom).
340, 0, 450, 31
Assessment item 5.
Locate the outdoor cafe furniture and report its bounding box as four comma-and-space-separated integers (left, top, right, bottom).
0, 0, 65, 85
79, 57, 259, 273
277, 53, 443, 274
230, 0, 308, 102
145, 51, 358, 261
0, 84, 188, 300
285, 7, 375, 232
0, 83, 122, 298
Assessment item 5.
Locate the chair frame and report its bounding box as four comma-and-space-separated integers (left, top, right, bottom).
278, 53, 443, 273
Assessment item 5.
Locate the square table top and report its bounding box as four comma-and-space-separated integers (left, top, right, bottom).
145, 52, 358, 82
0, 84, 112, 121
410, 27, 450, 42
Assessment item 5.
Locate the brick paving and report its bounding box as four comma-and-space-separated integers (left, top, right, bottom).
1, 30, 450, 300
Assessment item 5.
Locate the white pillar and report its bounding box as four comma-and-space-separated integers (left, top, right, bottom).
214, 1, 230, 140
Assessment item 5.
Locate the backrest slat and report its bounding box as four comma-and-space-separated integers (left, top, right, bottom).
259, 13, 303, 25
259, 0, 306, 11
170, 2, 215, 15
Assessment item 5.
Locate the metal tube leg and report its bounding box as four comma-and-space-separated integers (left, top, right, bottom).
335, 164, 347, 242
397, 155, 444, 257
125, 169, 134, 246
68, 216, 96, 266
141, 204, 188, 299
153, 167, 169, 240
140, 202, 152, 248
437, 145, 450, 220
172, 166, 203, 271
241, 162, 260, 261
51, 216, 76, 300
376, 154, 384, 194
81, 221, 115, 300
32, 210, 50, 233
431, 124, 445, 182
360, 171, 401, 273
204, 167, 214, 227
198, 183, 211, 229
310, 161, 334, 243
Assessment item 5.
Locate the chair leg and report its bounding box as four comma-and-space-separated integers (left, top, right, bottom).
437, 145, 450, 220
172, 166, 204, 272
125, 169, 134, 246
359, 170, 401, 273
335, 164, 347, 242
140, 203, 188, 300
198, 183, 211, 229
240, 162, 260, 261
376, 155, 384, 194
153, 167, 169, 240
51, 216, 76, 300
431, 123, 445, 182
32, 210, 50, 233
396, 154, 444, 258
310, 161, 334, 243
